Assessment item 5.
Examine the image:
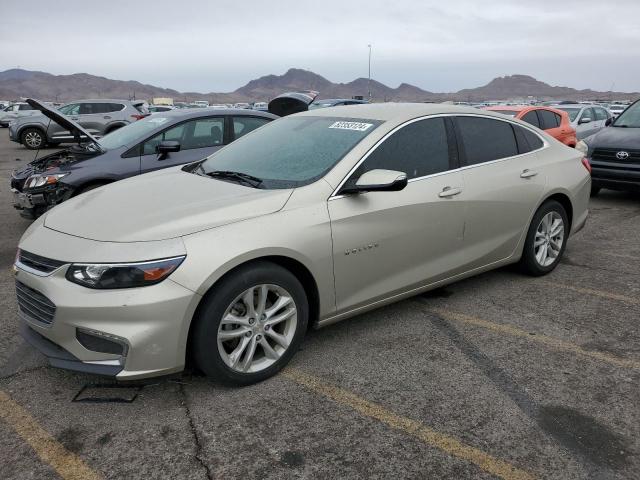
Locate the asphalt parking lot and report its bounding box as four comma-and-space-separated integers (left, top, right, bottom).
0, 131, 638, 480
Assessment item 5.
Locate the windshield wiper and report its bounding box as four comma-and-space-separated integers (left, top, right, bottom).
206, 170, 263, 188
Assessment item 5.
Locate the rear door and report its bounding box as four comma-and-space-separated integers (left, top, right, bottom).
454, 115, 546, 269
329, 116, 465, 312
49, 103, 81, 140
139, 116, 226, 173
76, 103, 108, 137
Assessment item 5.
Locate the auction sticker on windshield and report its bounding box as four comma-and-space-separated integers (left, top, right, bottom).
329, 121, 373, 131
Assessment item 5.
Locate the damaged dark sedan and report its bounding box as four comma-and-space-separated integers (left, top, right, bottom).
11, 99, 278, 218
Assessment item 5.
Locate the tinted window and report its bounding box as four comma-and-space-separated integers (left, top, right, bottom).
594, 108, 607, 121
538, 110, 560, 129
105, 103, 124, 113
521, 111, 540, 128
513, 125, 544, 153
18, 104, 33, 111
457, 117, 518, 165
349, 118, 449, 183
79, 103, 111, 114
233, 116, 270, 140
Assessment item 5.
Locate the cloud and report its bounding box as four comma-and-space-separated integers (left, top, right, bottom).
1, 0, 638, 92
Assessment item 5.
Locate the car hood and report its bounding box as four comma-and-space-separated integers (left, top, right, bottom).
43, 167, 293, 242
586, 127, 640, 150
26, 98, 101, 146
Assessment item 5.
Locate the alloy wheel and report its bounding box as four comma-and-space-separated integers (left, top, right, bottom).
24, 131, 43, 148
217, 284, 297, 373
534, 211, 564, 267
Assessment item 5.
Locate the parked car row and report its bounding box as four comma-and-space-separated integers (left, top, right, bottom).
14, 101, 590, 385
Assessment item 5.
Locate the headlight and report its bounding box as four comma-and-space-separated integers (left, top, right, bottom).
24, 173, 68, 189
66, 256, 185, 289
575, 140, 589, 156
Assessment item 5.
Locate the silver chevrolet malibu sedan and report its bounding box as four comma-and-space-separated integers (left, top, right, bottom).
15, 103, 590, 385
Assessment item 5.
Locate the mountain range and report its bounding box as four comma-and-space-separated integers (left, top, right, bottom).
0, 68, 636, 103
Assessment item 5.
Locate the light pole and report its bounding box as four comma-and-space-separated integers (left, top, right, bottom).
367, 44, 372, 100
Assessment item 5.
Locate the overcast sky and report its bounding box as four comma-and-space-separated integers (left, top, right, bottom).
1, 0, 639, 93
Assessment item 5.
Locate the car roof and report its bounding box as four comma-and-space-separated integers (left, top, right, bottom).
295, 102, 512, 122
147, 108, 278, 121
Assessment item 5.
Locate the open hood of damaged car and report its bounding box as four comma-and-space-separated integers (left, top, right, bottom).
26, 98, 102, 148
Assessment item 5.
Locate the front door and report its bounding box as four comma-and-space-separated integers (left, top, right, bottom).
329, 117, 465, 313
139, 116, 226, 173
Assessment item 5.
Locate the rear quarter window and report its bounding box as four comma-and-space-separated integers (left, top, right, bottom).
521, 111, 541, 128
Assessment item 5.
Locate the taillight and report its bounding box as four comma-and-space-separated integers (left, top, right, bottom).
581, 157, 591, 174
131, 114, 147, 121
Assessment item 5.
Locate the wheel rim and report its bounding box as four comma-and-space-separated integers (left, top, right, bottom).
217, 284, 297, 373
534, 211, 564, 267
24, 132, 42, 148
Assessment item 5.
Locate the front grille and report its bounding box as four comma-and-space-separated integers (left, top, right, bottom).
15, 281, 57, 325
591, 148, 640, 164
18, 250, 66, 274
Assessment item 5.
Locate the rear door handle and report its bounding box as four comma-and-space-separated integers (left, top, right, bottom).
438, 186, 462, 198
520, 169, 538, 179
103, 115, 111, 119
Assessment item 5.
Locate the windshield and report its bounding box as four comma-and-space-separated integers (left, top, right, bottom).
613, 102, 640, 127
555, 107, 580, 121
98, 116, 171, 150
197, 116, 382, 188
490, 110, 518, 117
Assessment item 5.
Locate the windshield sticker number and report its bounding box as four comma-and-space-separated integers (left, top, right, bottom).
329, 121, 373, 131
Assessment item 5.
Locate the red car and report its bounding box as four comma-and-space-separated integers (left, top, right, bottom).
484, 106, 578, 147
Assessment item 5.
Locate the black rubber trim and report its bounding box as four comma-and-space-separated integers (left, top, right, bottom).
20, 323, 123, 377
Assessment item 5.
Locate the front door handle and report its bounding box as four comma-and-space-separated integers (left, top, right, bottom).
520, 169, 538, 179
438, 186, 462, 198
71, 117, 79, 121
103, 115, 111, 119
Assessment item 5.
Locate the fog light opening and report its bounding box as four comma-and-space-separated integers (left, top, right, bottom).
76, 328, 129, 356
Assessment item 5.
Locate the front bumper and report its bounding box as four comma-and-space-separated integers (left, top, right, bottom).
591, 160, 640, 192
15, 263, 201, 380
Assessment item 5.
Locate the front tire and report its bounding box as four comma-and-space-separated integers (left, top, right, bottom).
519, 200, 569, 276
192, 261, 308, 386
21, 128, 46, 149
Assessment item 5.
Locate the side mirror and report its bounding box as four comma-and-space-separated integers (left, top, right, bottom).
156, 140, 180, 158
605, 117, 613, 126
579, 117, 592, 125
341, 169, 408, 195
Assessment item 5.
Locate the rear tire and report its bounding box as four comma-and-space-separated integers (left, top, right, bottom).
192, 261, 308, 386
21, 128, 46, 150
519, 200, 569, 276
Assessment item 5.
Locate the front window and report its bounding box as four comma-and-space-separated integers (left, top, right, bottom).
556, 107, 580, 122
197, 116, 382, 189
58, 104, 80, 116
613, 102, 640, 127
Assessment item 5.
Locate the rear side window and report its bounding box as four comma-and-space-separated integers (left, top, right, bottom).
233, 116, 270, 140
350, 117, 450, 182
521, 111, 540, 128
457, 116, 518, 165
538, 110, 560, 129
513, 125, 544, 154
18, 104, 33, 111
